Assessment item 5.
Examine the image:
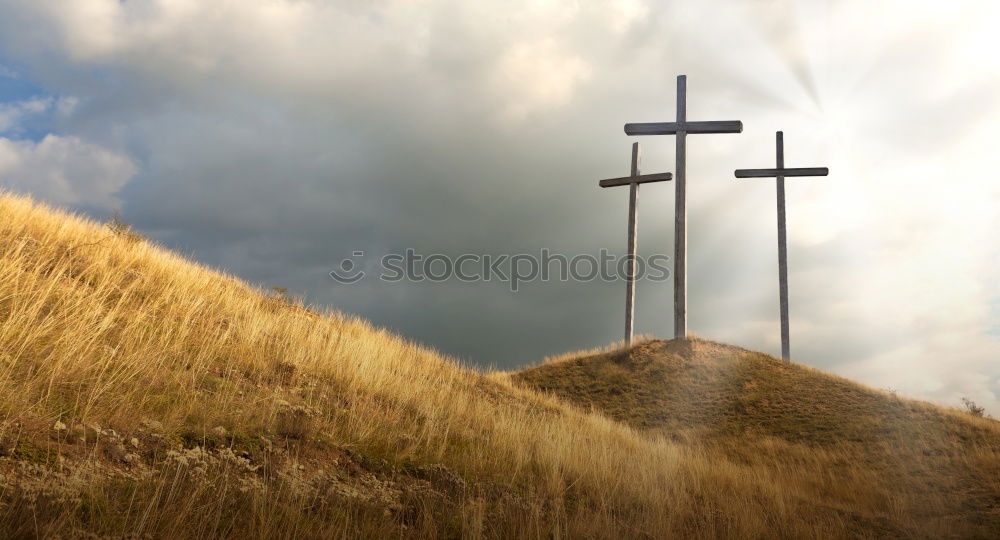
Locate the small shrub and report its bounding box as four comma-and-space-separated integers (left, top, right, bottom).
962, 397, 985, 417
275, 405, 318, 439
267, 286, 300, 310
107, 210, 145, 243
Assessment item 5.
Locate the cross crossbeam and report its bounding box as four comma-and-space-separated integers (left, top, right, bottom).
598, 142, 671, 345
734, 131, 829, 362
623, 75, 742, 339
735, 167, 828, 178
598, 172, 673, 188
624, 120, 743, 135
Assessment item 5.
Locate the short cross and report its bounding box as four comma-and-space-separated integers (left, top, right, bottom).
734, 131, 829, 361
625, 74, 742, 339
598, 142, 672, 345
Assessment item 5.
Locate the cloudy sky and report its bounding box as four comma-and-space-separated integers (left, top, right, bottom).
1, 0, 998, 413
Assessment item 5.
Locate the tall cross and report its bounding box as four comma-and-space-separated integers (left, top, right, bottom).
734, 131, 829, 361
625, 75, 742, 339
598, 142, 672, 345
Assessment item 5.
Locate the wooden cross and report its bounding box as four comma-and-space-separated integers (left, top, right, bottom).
734, 131, 829, 361
624, 75, 742, 339
598, 142, 672, 345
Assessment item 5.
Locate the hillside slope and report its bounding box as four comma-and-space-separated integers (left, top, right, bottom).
513, 339, 1000, 537
1, 192, 996, 538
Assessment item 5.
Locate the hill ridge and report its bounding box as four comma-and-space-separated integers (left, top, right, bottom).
513, 337, 1000, 536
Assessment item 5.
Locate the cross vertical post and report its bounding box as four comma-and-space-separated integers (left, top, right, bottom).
598, 145, 672, 346
674, 75, 688, 340
625, 143, 641, 344
735, 131, 829, 361
625, 75, 742, 339
775, 132, 790, 362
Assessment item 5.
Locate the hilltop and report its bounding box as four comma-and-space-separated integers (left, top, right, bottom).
513, 339, 1000, 537
0, 192, 997, 538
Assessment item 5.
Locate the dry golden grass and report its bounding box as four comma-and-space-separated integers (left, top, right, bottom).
513, 339, 1000, 538
1, 191, 996, 538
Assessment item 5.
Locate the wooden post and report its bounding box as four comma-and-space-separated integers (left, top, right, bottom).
624, 75, 742, 339
625, 143, 641, 344
598, 147, 671, 346
775, 132, 790, 361
674, 75, 688, 340
734, 132, 829, 362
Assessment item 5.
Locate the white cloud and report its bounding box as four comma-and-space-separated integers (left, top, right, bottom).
0, 135, 136, 210
491, 38, 592, 122
0, 97, 53, 133
35, 0, 123, 60
0, 95, 79, 134
608, 0, 648, 33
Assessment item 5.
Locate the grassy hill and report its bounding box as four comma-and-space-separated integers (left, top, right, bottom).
0, 192, 997, 538
513, 339, 1000, 537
